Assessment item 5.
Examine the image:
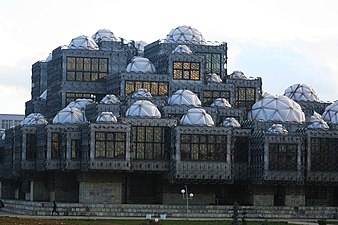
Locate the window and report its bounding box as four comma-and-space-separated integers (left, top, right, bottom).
173, 61, 200, 80
180, 134, 227, 161
51, 133, 61, 159
203, 90, 230, 105
26, 134, 37, 160
269, 143, 297, 171
125, 81, 169, 96
66, 92, 105, 105
233, 137, 249, 163
196, 53, 222, 74
131, 126, 170, 160
66, 57, 108, 82
95, 132, 126, 159
71, 140, 81, 159
311, 138, 338, 171
235, 87, 256, 110
1, 120, 12, 129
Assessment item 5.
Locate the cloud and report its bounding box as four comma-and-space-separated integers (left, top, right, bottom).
0, 84, 29, 114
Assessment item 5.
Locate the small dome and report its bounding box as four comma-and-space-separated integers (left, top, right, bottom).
100, 94, 120, 104
135, 41, 148, 56
284, 84, 320, 102
206, 73, 222, 83
46, 53, 52, 62
96, 112, 117, 123
53, 107, 87, 124
132, 88, 152, 99
164, 25, 206, 45
308, 112, 329, 130
248, 95, 305, 123
322, 101, 338, 124
229, 71, 247, 79
180, 108, 214, 126
39, 90, 47, 100
67, 99, 94, 111
222, 117, 240, 128
92, 29, 117, 43
21, 113, 48, 126
172, 45, 192, 54
211, 98, 231, 108
168, 90, 201, 107
68, 35, 99, 50
125, 100, 161, 118
126, 57, 156, 73
267, 124, 288, 135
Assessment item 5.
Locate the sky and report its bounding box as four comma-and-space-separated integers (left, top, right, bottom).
0, 0, 338, 114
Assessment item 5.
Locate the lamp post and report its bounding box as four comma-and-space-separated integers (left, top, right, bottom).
181, 185, 193, 220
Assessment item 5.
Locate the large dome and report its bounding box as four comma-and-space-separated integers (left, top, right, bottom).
126, 57, 156, 73
92, 29, 117, 43
53, 107, 87, 124
180, 108, 214, 126
164, 25, 206, 45
322, 101, 338, 124
284, 84, 320, 102
125, 100, 161, 118
168, 90, 201, 107
248, 95, 305, 123
68, 35, 99, 50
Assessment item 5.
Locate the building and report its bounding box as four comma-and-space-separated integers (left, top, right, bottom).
0, 114, 24, 130
0, 25, 337, 207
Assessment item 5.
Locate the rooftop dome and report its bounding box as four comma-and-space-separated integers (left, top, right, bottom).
96, 112, 117, 123
322, 101, 338, 124
126, 57, 156, 73
308, 112, 329, 130
125, 100, 161, 118
135, 41, 148, 56
267, 124, 288, 135
172, 45, 192, 54
211, 98, 231, 108
206, 73, 222, 83
168, 90, 201, 107
53, 107, 87, 124
164, 25, 206, 45
284, 84, 320, 102
229, 71, 247, 79
21, 113, 48, 126
222, 117, 240, 128
100, 94, 120, 104
180, 108, 214, 126
92, 29, 117, 43
68, 35, 99, 50
248, 95, 305, 123
132, 88, 152, 98
67, 99, 93, 111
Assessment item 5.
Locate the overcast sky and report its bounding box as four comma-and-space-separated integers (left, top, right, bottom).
0, 0, 337, 114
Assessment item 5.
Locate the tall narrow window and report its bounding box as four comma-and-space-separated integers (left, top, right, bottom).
51, 133, 60, 159
26, 134, 37, 160
71, 140, 81, 159
196, 53, 222, 74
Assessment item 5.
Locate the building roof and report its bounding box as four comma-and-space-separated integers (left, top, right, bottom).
168, 90, 201, 107
284, 83, 320, 102
164, 25, 206, 45
180, 108, 214, 126
125, 100, 161, 118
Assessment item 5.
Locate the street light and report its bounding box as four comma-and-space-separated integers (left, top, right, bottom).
181, 185, 193, 220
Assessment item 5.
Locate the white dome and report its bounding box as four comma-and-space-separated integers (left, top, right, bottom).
21, 113, 48, 126
211, 98, 231, 108
222, 117, 240, 128
126, 57, 156, 73
96, 112, 117, 123
164, 25, 206, 45
206, 73, 222, 83
53, 107, 87, 124
39, 90, 47, 100
132, 88, 152, 98
322, 101, 338, 124
267, 124, 288, 135
172, 45, 192, 54
168, 90, 201, 107
68, 35, 99, 50
180, 108, 214, 126
248, 95, 305, 123
125, 100, 161, 118
229, 71, 247, 79
67, 99, 93, 111
100, 94, 120, 104
308, 112, 329, 130
135, 41, 148, 56
92, 29, 117, 43
284, 84, 320, 102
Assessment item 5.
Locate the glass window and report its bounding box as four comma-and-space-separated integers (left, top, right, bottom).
124, 80, 169, 96
26, 134, 37, 160
203, 90, 230, 105
173, 61, 200, 80
51, 133, 60, 159
269, 143, 297, 171
310, 138, 338, 172
66, 57, 108, 82
71, 140, 81, 159
196, 53, 222, 74
95, 132, 126, 159
235, 87, 256, 110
